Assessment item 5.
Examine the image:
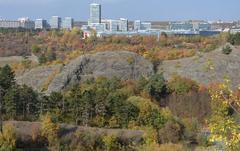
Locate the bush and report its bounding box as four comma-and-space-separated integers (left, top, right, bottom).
0, 123, 16, 151
167, 76, 199, 95
32, 44, 41, 54
139, 143, 186, 151
222, 45, 232, 55
38, 54, 47, 64
102, 134, 119, 150
228, 33, 240, 45
181, 118, 200, 142
158, 120, 184, 144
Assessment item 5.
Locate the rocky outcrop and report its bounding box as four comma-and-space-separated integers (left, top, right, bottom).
17, 46, 240, 93
159, 45, 240, 89
16, 64, 63, 91
47, 51, 154, 93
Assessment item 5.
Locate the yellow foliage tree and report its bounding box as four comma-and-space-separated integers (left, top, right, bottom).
41, 114, 60, 150
0, 123, 16, 151
208, 81, 240, 151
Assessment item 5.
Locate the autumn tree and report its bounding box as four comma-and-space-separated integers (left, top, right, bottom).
41, 113, 60, 151
208, 81, 240, 151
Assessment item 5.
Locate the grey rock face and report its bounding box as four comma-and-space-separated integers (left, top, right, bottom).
159, 45, 240, 89
16, 65, 62, 91
47, 51, 154, 93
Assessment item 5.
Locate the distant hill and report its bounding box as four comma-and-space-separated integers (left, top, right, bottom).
15, 45, 240, 92
159, 44, 240, 89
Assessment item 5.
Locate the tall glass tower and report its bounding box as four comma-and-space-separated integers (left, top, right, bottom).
89, 3, 101, 24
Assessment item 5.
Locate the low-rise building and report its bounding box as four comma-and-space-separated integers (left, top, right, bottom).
0, 18, 34, 29
141, 22, 151, 30
134, 20, 151, 31
170, 21, 193, 31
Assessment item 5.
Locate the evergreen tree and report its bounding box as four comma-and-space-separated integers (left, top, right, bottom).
145, 73, 167, 101
3, 86, 19, 119
0, 65, 15, 91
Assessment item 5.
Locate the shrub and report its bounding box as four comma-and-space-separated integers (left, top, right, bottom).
38, 54, 47, 64
0, 123, 16, 151
21, 58, 32, 69
158, 120, 184, 144
32, 44, 41, 54
181, 118, 200, 142
102, 134, 119, 150
138, 143, 186, 151
127, 96, 166, 130
167, 76, 199, 95
222, 45, 232, 55
228, 33, 240, 45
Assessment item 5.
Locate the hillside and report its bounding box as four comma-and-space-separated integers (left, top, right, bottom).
16, 51, 154, 92
159, 45, 240, 88
15, 46, 240, 92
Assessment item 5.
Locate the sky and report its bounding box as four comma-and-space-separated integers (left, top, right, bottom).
0, 0, 239, 21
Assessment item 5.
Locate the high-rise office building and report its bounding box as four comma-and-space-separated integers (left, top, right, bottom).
62, 17, 74, 29
89, 3, 101, 25
35, 19, 48, 29
119, 18, 128, 32
50, 16, 61, 29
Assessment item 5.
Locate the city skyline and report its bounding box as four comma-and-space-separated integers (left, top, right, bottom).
0, 0, 240, 21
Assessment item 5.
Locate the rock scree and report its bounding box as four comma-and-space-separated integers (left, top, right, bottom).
47, 51, 154, 93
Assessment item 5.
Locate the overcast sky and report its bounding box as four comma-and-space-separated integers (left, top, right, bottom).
0, 0, 239, 21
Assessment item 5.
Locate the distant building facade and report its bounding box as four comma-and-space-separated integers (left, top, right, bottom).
0, 18, 34, 29
62, 17, 74, 29
89, 23, 106, 31
119, 18, 128, 32
109, 20, 119, 32
89, 3, 101, 24
35, 19, 48, 29
170, 21, 193, 31
141, 22, 151, 30
134, 20, 151, 31
134, 20, 141, 31
50, 16, 61, 29
0, 20, 21, 28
